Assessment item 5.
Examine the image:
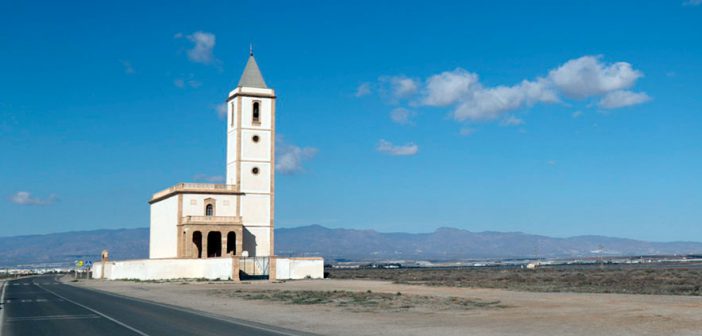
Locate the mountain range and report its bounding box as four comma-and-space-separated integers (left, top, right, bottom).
2, 225, 702, 267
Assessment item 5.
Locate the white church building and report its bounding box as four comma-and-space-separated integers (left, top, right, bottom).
92, 52, 324, 281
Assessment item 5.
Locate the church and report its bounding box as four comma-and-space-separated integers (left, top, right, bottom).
92, 52, 323, 281
149, 51, 276, 261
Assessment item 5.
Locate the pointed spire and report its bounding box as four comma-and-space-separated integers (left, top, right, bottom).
237, 49, 267, 89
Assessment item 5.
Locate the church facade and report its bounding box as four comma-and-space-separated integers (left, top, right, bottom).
92, 52, 323, 281
149, 52, 276, 260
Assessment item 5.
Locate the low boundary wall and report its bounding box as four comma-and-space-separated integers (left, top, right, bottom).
91, 256, 324, 281
275, 257, 324, 280
92, 258, 234, 281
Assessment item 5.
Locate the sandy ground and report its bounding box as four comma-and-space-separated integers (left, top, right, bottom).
68, 278, 702, 336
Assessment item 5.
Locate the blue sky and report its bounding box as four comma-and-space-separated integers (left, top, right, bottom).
1, 1, 701, 241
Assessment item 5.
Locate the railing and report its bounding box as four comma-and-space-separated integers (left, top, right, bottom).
151, 183, 238, 200
182, 216, 242, 225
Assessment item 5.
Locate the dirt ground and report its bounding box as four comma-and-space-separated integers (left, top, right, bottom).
329, 266, 702, 295
69, 278, 702, 336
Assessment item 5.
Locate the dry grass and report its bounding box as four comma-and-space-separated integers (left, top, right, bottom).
208, 288, 506, 312
329, 267, 702, 296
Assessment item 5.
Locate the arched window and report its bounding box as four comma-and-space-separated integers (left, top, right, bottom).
230, 102, 235, 126
252, 101, 260, 124
205, 204, 213, 216
227, 232, 236, 255
192, 231, 202, 258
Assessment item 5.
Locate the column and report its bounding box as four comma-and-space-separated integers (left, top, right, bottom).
221, 230, 227, 257
202, 231, 209, 259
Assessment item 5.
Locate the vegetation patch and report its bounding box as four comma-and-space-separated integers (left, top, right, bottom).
209, 289, 505, 312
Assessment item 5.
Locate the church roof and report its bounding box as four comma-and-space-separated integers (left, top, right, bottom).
237, 53, 268, 89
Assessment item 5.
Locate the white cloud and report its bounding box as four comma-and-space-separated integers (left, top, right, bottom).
684, 0, 702, 6
390, 108, 416, 125
501, 116, 525, 126
177, 31, 217, 65
452, 78, 558, 121
355, 83, 371, 97
9, 192, 57, 206
572, 110, 583, 118
276, 136, 318, 174
120, 60, 135, 74
380, 76, 419, 100
387, 55, 646, 123
547, 55, 642, 99
422, 68, 479, 106
376, 139, 419, 156
598, 90, 651, 109
174, 78, 202, 89
215, 103, 227, 119
192, 174, 225, 183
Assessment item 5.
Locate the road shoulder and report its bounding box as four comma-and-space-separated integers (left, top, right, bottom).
60, 277, 318, 336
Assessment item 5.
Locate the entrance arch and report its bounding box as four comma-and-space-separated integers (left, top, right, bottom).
227, 232, 236, 255
207, 231, 222, 258
192, 231, 202, 258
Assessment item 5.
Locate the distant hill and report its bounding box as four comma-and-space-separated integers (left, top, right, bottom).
275, 225, 702, 261
2, 225, 702, 267
0, 228, 149, 267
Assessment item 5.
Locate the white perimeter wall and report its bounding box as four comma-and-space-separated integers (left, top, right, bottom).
276, 258, 324, 280
90, 257, 324, 281
93, 258, 233, 281
150, 196, 178, 259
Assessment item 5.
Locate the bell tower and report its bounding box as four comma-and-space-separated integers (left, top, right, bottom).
225, 51, 275, 257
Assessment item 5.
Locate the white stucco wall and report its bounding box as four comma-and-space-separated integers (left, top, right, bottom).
240, 194, 270, 225
150, 195, 178, 259
240, 162, 271, 193
241, 129, 271, 162
91, 257, 324, 281
92, 258, 234, 281
182, 194, 238, 217
226, 132, 238, 186
276, 258, 324, 280
244, 226, 271, 257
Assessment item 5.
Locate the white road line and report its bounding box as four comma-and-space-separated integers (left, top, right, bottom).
1, 280, 8, 336
8, 314, 100, 322
37, 284, 151, 336
63, 281, 309, 336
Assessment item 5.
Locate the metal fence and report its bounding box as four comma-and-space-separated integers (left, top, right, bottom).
239, 257, 270, 280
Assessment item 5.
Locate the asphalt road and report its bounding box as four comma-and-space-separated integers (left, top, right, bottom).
0, 275, 308, 336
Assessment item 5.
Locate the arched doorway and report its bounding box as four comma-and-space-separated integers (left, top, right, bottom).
192, 231, 202, 258
207, 231, 222, 258
227, 232, 236, 255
